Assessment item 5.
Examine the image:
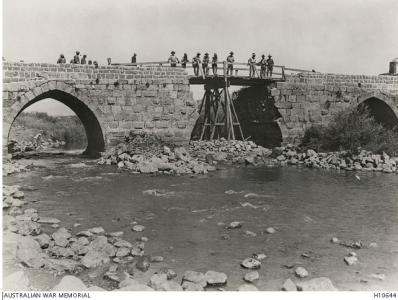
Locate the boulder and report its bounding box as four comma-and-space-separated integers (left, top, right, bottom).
295, 267, 309, 278
88, 227, 105, 234
237, 284, 259, 291
137, 161, 158, 173
37, 217, 61, 224
116, 247, 130, 257
16, 236, 47, 268
3, 271, 30, 291
344, 256, 358, 266
51, 228, 71, 247
182, 281, 204, 291
241, 258, 261, 269
135, 256, 150, 272
296, 277, 338, 291
47, 258, 80, 273
34, 233, 51, 248
182, 270, 207, 287
244, 271, 259, 283
70, 242, 89, 256
157, 268, 177, 280
227, 221, 242, 229
150, 255, 164, 263
81, 250, 110, 268
148, 273, 168, 290
132, 225, 145, 232
281, 278, 297, 291
52, 275, 87, 291
48, 246, 75, 258
205, 271, 227, 286
89, 236, 116, 257
11, 220, 41, 236
114, 239, 133, 248
118, 278, 154, 291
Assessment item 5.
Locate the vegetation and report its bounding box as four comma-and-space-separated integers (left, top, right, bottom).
10, 112, 87, 149
301, 106, 398, 156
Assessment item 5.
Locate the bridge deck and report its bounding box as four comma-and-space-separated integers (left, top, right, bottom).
189, 76, 284, 86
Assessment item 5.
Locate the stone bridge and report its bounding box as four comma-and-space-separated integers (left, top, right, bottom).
3, 61, 398, 155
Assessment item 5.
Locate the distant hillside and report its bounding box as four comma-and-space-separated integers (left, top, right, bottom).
9, 112, 87, 150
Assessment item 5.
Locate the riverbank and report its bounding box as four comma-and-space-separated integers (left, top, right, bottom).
3, 153, 398, 291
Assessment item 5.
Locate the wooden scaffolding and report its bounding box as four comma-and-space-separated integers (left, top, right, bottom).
196, 62, 244, 141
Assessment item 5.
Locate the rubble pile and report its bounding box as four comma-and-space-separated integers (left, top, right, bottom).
273, 145, 398, 173
98, 133, 215, 175
8, 138, 66, 155
189, 139, 273, 165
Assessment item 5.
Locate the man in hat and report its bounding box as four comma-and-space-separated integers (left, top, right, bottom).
168, 51, 179, 67
181, 53, 189, 69
57, 54, 66, 64
192, 53, 201, 76
73, 51, 80, 64
81, 54, 87, 65
212, 53, 218, 76
259, 54, 267, 79
248, 53, 257, 78
226, 51, 235, 76
202, 53, 210, 76
266, 54, 274, 78
131, 53, 137, 64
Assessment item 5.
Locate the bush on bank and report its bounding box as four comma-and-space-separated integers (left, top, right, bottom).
301, 107, 398, 156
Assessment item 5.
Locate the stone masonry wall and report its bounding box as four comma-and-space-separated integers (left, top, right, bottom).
273, 73, 398, 144
3, 62, 198, 153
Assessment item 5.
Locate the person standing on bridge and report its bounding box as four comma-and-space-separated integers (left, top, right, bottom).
212, 53, 218, 76
266, 54, 274, 78
259, 54, 267, 78
202, 53, 210, 76
81, 54, 87, 65
248, 53, 257, 78
73, 51, 80, 64
168, 51, 180, 67
181, 53, 189, 69
57, 54, 66, 64
226, 51, 235, 76
192, 53, 201, 76
131, 53, 137, 64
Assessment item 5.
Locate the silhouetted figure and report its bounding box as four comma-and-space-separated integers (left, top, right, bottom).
88, 60, 93, 65
131, 53, 137, 63
202, 53, 210, 76
168, 51, 179, 67
73, 51, 80, 64
93, 61, 98, 68
181, 53, 189, 69
81, 55, 87, 64
266, 54, 274, 78
226, 51, 235, 76
192, 53, 201, 76
107, 57, 112, 65
248, 53, 256, 77
259, 54, 267, 78
212, 53, 218, 76
57, 54, 66, 64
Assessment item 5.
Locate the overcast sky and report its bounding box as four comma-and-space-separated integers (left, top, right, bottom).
3, 0, 398, 115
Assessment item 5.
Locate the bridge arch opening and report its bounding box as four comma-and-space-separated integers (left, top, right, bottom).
233, 86, 283, 148
8, 90, 105, 157
358, 97, 398, 129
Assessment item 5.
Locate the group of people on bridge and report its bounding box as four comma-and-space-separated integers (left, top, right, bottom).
167, 51, 275, 78
57, 51, 99, 68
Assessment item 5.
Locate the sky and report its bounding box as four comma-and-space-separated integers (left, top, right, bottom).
3, 0, 398, 115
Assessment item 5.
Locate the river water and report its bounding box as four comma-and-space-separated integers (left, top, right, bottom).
4, 153, 398, 290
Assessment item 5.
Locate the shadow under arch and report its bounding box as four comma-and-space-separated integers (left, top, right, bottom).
233, 86, 283, 148
8, 90, 105, 157
358, 97, 398, 129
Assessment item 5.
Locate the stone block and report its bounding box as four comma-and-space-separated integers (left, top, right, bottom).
132, 122, 144, 129
155, 121, 169, 129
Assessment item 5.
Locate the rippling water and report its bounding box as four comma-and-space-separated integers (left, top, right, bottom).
4, 154, 398, 290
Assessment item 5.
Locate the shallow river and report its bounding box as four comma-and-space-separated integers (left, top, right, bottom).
4, 154, 398, 291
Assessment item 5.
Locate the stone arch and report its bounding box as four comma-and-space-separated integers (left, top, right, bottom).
6, 81, 105, 157
357, 92, 398, 129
